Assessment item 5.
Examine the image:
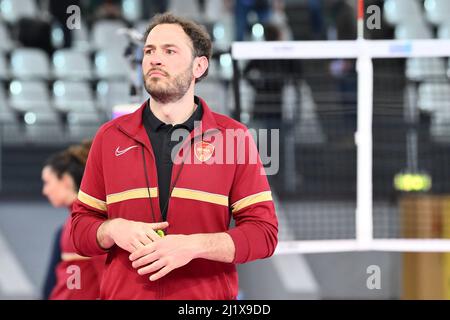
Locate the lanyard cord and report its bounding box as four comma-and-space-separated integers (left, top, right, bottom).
141, 145, 157, 223
160, 156, 186, 221
141, 133, 204, 222
160, 133, 202, 221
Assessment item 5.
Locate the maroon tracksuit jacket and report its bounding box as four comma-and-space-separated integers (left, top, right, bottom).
71, 97, 278, 299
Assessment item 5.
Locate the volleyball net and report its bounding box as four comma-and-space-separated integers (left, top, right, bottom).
231, 38, 450, 254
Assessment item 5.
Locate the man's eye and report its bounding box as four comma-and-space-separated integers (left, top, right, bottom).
145, 50, 154, 55
166, 49, 175, 54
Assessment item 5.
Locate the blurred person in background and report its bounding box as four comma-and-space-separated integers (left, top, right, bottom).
142, 0, 169, 20
326, 0, 357, 144
270, 0, 292, 40
41, 140, 106, 300
234, 0, 274, 41
307, 0, 325, 40
87, 0, 125, 24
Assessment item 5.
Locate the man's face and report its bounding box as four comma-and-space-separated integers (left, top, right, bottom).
142, 24, 196, 104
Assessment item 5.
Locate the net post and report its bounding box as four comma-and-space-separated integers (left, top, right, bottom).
356, 39, 373, 249
232, 58, 242, 122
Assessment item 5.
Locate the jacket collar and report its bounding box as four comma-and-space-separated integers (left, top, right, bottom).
144, 97, 203, 133
117, 96, 220, 149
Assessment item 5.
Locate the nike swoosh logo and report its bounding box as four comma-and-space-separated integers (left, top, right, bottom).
115, 145, 139, 156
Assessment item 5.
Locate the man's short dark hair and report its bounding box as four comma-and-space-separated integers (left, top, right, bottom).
144, 12, 212, 83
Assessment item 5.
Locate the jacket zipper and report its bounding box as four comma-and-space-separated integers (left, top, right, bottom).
117, 126, 163, 299
119, 124, 220, 300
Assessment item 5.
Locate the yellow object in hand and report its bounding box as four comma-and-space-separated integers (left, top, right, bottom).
156, 230, 165, 237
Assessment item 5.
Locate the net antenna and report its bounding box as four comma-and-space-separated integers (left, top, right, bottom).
357, 0, 365, 40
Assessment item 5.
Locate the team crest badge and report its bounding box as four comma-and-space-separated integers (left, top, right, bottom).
194, 141, 214, 162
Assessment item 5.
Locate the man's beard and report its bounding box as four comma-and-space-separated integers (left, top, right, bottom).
144, 64, 193, 104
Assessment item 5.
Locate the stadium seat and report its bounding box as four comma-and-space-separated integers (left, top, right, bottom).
226, 79, 255, 121
0, 54, 9, 80
430, 116, 450, 143
195, 80, 228, 115
206, 58, 220, 80
94, 50, 130, 80
9, 80, 54, 113
0, 0, 37, 24
0, 109, 24, 144
53, 49, 92, 80
406, 58, 447, 81
67, 111, 102, 142
418, 83, 450, 143
448, 59, 450, 79
0, 81, 8, 108
0, 23, 13, 52
10, 48, 50, 79
0, 104, 15, 124
384, 0, 425, 26
395, 22, 433, 39
437, 22, 450, 39
395, 21, 444, 82
52, 80, 97, 113
122, 0, 142, 22
296, 81, 326, 145
135, 20, 148, 35
168, 0, 203, 21
96, 80, 131, 111
218, 53, 233, 80
24, 111, 64, 144
1, 87, 11, 112
50, 23, 65, 49
141, 84, 150, 101
0, 87, 25, 145
418, 83, 450, 112
205, 0, 227, 23
92, 20, 129, 53
72, 19, 91, 52
424, 0, 450, 25
212, 17, 234, 52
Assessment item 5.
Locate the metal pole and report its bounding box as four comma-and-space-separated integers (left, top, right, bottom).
232, 59, 242, 122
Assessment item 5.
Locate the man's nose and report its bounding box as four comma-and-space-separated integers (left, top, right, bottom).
151, 60, 162, 66
149, 51, 163, 66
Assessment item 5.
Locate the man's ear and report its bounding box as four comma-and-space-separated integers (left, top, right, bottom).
193, 56, 209, 80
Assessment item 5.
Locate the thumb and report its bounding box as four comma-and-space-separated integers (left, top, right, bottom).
149, 221, 169, 230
